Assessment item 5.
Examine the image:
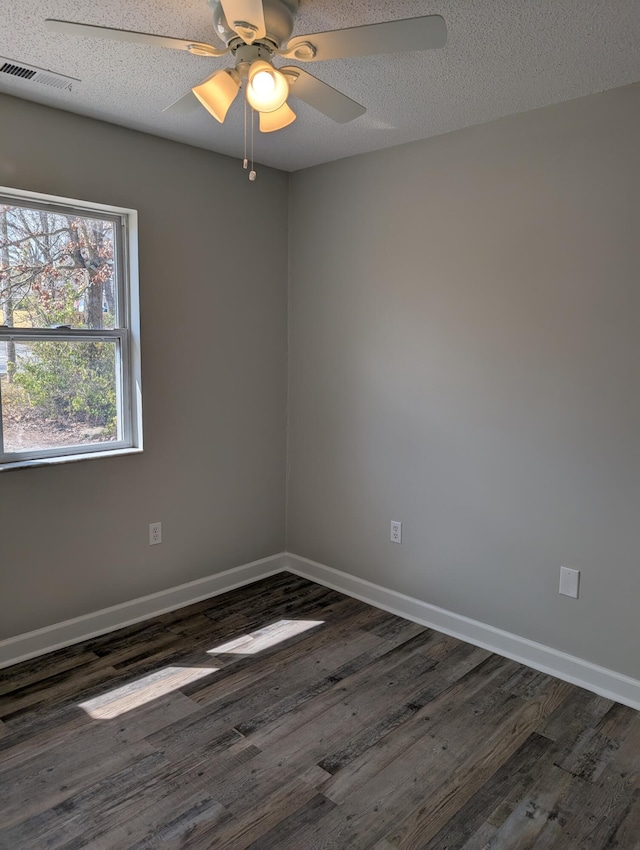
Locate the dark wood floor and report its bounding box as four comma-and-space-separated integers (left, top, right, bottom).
0, 573, 638, 849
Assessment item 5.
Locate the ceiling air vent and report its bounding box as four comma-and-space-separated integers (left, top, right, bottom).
0, 57, 79, 91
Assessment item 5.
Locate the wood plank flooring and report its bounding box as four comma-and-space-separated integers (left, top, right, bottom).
0, 572, 638, 849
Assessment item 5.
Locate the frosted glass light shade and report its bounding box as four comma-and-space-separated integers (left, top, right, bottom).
259, 101, 296, 132
192, 69, 240, 123
246, 60, 289, 113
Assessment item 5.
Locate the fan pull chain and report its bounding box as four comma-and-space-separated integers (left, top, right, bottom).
249, 106, 257, 181
243, 93, 248, 170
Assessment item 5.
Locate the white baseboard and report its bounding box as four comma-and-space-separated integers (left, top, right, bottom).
0, 553, 287, 669
4, 550, 639, 712
284, 553, 640, 712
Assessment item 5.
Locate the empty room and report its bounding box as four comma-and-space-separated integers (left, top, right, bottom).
0, 1, 639, 847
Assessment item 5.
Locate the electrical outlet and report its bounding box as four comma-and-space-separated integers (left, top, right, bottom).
390, 520, 402, 544
559, 566, 579, 598
149, 522, 162, 545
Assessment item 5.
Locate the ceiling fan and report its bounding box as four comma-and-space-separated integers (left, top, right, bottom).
44, 0, 447, 134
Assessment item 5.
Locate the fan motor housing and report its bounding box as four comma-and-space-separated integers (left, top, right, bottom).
210, 0, 298, 48
233, 42, 276, 76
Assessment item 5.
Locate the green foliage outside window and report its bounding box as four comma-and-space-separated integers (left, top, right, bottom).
13, 340, 117, 435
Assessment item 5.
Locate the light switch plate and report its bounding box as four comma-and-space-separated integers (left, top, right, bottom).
559, 566, 580, 598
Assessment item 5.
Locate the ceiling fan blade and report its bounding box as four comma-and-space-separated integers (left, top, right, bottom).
44, 19, 228, 57
162, 90, 201, 115
281, 15, 447, 62
259, 101, 296, 133
282, 68, 365, 123
219, 0, 266, 43
192, 69, 240, 123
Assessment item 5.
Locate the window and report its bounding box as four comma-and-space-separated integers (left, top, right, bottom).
0, 188, 142, 469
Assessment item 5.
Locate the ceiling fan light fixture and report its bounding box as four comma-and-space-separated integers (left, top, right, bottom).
252, 69, 275, 96
192, 68, 240, 122
259, 101, 296, 132
246, 59, 288, 113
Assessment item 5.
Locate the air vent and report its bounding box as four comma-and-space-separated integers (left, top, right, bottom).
1, 63, 37, 81
0, 56, 79, 91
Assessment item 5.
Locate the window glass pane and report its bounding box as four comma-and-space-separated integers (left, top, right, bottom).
1, 339, 119, 453
0, 203, 116, 330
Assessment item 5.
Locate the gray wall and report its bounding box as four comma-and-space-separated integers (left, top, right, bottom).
287, 84, 640, 680
3, 83, 639, 681
0, 94, 289, 638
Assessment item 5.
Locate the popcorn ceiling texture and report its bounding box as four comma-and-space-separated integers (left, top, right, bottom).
1, 0, 639, 171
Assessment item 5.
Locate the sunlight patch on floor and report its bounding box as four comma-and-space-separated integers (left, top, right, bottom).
207, 619, 324, 656
77, 620, 324, 719
78, 665, 218, 719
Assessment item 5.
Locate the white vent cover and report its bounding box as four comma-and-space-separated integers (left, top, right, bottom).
0, 57, 79, 91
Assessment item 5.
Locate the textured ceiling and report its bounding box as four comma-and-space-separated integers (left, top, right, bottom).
1, 0, 639, 171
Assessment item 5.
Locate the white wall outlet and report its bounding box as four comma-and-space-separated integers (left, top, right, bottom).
390, 520, 402, 544
559, 566, 579, 598
149, 522, 162, 545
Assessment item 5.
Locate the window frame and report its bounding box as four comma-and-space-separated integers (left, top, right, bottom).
0, 187, 142, 470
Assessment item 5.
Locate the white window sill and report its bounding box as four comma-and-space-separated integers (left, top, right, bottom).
0, 446, 143, 473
